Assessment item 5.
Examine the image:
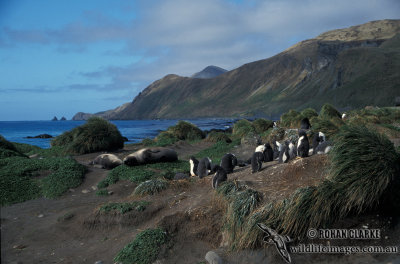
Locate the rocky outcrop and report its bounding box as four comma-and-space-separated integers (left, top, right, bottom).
72, 112, 94, 121
51, 116, 58, 121
26, 134, 53, 139
191, 65, 227, 79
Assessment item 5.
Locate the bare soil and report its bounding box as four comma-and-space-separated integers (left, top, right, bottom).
1, 140, 399, 264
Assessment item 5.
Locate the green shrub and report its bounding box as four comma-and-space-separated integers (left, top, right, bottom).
134, 179, 168, 195
114, 228, 168, 264
319, 103, 341, 120
100, 201, 150, 214
0, 135, 25, 158
51, 117, 124, 154
300, 108, 318, 120
205, 131, 232, 143
96, 189, 109, 196
232, 119, 255, 137
252, 118, 274, 134
265, 127, 285, 144
280, 109, 303, 128
167, 121, 204, 141
0, 135, 18, 152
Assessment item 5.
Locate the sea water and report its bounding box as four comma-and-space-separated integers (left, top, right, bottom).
0, 119, 236, 149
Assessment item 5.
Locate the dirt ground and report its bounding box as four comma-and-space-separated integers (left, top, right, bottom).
1, 140, 400, 264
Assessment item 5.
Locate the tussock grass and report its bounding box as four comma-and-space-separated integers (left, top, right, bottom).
319, 103, 342, 119
252, 118, 274, 134
265, 127, 285, 143
280, 109, 303, 128
167, 120, 204, 140
51, 117, 124, 154
310, 116, 342, 138
114, 228, 169, 264
99, 201, 150, 214
231, 124, 400, 249
232, 119, 255, 138
154, 131, 179, 146
300, 108, 318, 120
134, 179, 168, 195
205, 131, 232, 143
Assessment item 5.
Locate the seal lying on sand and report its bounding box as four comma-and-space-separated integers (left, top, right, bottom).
123, 147, 178, 166
91, 154, 122, 169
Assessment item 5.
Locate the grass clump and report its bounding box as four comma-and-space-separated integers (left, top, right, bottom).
205, 131, 232, 143
300, 108, 318, 120
134, 179, 168, 195
114, 228, 169, 264
100, 201, 150, 214
195, 139, 240, 164
232, 119, 255, 138
310, 116, 341, 138
280, 109, 303, 128
236, 124, 400, 249
154, 131, 179, 146
0, 135, 25, 158
96, 189, 109, 196
252, 118, 274, 134
51, 117, 124, 154
12, 142, 41, 155
319, 103, 341, 119
167, 120, 204, 141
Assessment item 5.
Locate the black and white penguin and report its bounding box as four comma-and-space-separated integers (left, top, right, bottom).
220, 153, 238, 174
288, 141, 297, 160
312, 132, 326, 155
189, 156, 199, 176
263, 143, 274, 162
315, 140, 333, 154
211, 165, 227, 189
197, 157, 212, 179
279, 142, 290, 163
297, 130, 310, 158
251, 152, 264, 173
272, 141, 280, 160
300, 118, 311, 130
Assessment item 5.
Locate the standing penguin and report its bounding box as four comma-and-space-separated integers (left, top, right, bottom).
315, 140, 333, 154
189, 156, 199, 176
312, 132, 326, 155
272, 141, 280, 160
220, 153, 238, 174
211, 165, 227, 189
288, 141, 297, 160
279, 142, 291, 163
197, 157, 212, 179
251, 152, 264, 173
300, 118, 311, 130
263, 143, 274, 162
297, 130, 310, 158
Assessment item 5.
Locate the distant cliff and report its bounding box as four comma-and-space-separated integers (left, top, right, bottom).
73, 19, 400, 120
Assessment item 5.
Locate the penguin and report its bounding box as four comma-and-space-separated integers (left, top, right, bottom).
311, 132, 326, 155
279, 142, 290, 163
197, 157, 212, 179
255, 144, 266, 153
220, 153, 238, 174
263, 143, 274, 162
288, 141, 297, 160
342, 113, 347, 119
189, 156, 199, 176
300, 117, 311, 130
315, 140, 333, 154
251, 152, 264, 173
272, 141, 280, 160
211, 165, 227, 189
297, 129, 310, 158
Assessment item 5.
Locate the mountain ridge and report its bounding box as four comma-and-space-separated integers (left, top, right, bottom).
73, 19, 400, 120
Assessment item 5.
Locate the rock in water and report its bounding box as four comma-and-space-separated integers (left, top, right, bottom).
205, 251, 223, 264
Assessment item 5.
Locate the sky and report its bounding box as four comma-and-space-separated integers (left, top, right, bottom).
0, 0, 399, 121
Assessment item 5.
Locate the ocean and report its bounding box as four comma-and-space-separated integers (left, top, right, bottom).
0, 119, 236, 149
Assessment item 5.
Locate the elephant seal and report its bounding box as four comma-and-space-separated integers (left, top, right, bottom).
91, 154, 122, 169
123, 147, 178, 166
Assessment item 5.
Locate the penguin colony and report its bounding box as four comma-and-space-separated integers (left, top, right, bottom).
90, 118, 334, 190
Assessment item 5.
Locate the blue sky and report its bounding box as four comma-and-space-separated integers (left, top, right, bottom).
0, 0, 399, 121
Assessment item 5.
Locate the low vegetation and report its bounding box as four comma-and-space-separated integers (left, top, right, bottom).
114, 228, 169, 264
51, 117, 124, 154
195, 139, 241, 164
205, 131, 232, 143
99, 201, 150, 214
252, 118, 274, 134
134, 179, 168, 195
0, 156, 86, 205
232, 119, 255, 138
